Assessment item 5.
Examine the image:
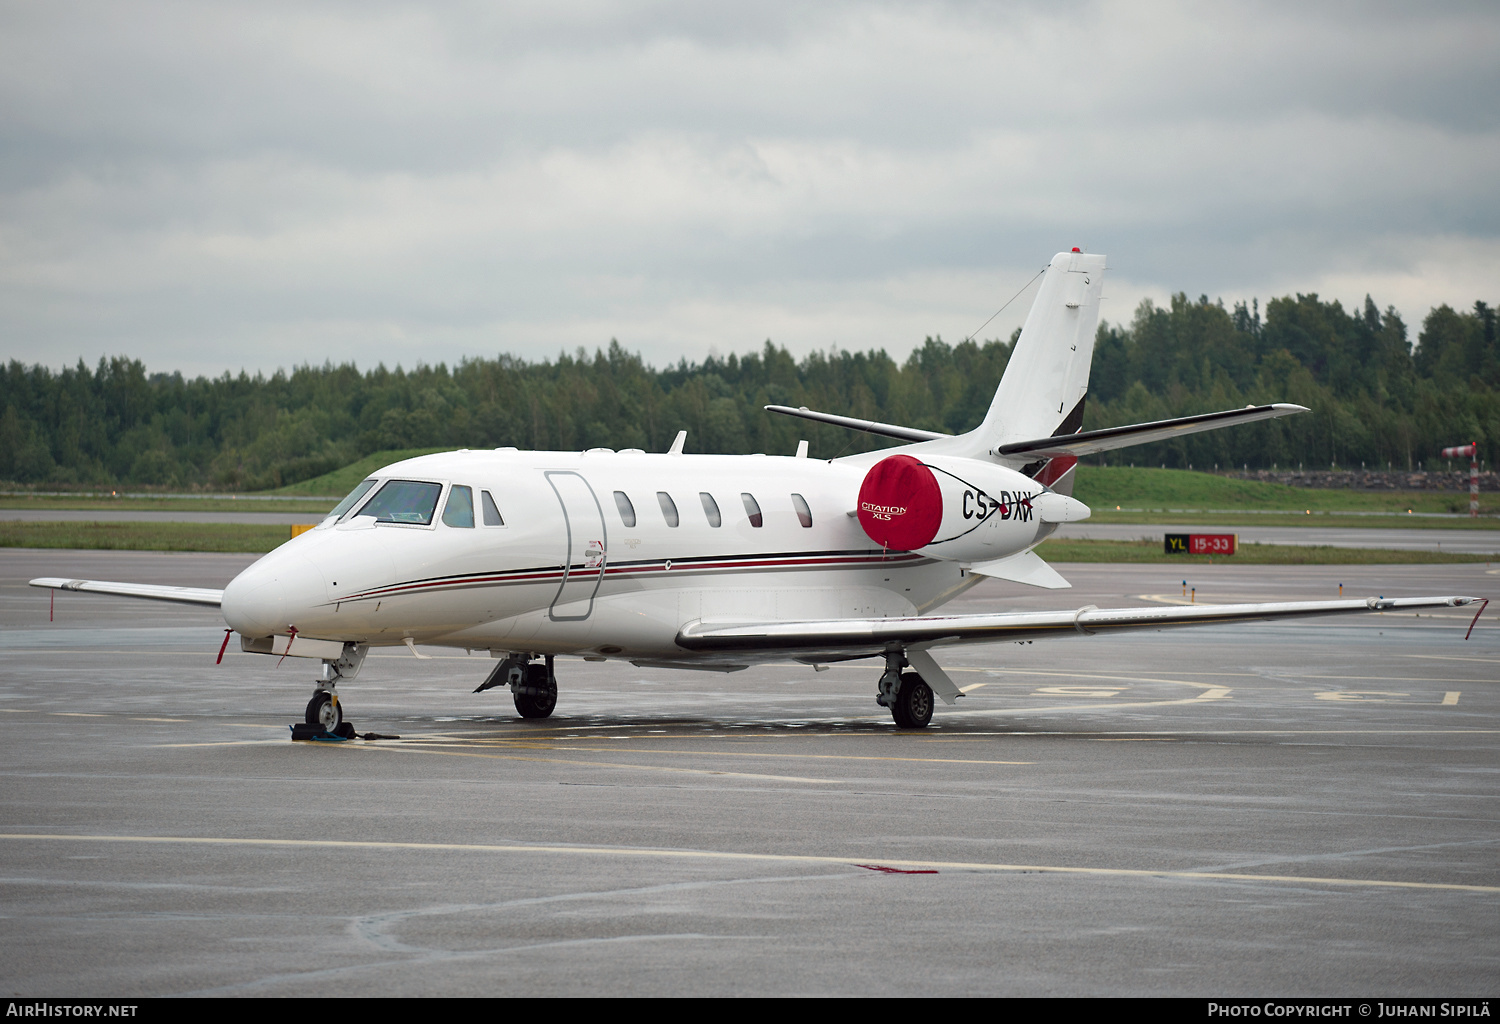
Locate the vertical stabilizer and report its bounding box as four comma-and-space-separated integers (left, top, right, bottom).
834, 250, 1107, 480
979, 251, 1106, 452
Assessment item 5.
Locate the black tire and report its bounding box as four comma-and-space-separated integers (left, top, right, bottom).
513, 664, 557, 719
305, 691, 342, 731
890, 672, 933, 729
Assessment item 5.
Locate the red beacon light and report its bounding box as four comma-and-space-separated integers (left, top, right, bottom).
1071, 247, 1081, 252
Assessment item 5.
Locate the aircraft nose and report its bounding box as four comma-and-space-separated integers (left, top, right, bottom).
222, 553, 327, 637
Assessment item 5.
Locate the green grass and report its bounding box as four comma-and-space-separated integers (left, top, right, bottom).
268, 448, 450, 497
1084, 510, 1500, 531
0, 521, 292, 553
0, 495, 337, 513
1073, 466, 1495, 518
1039, 537, 1493, 565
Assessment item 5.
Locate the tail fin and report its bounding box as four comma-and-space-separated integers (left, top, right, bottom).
978, 250, 1106, 450
835, 250, 1105, 488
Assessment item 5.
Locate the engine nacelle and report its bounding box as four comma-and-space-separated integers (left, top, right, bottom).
856, 453, 1089, 563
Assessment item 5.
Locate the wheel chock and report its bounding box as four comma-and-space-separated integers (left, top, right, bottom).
289, 722, 399, 742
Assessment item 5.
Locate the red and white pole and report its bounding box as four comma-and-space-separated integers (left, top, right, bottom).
1441, 443, 1479, 517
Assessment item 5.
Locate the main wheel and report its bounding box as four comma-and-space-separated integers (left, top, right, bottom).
513, 664, 557, 719
305, 691, 342, 732
890, 672, 933, 729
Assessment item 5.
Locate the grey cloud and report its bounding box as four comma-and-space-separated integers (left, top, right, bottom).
1, 1, 1496, 377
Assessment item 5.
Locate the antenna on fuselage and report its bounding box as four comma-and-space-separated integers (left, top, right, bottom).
668, 430, 687, 456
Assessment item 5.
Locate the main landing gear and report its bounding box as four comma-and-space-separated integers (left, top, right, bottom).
475, 653, 558, 720
876, 649, 933, 729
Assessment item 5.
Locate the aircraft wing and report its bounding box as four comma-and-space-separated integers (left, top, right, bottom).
677, 595, 1479, 659
29, 577, 224, 607
995, 404, 1308, 458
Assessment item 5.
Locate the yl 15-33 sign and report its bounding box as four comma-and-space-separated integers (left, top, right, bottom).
1165, 533, 1238, 555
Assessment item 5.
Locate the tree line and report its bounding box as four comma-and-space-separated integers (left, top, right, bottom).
2, 291, 1495, 490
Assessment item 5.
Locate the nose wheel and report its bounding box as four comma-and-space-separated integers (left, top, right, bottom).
306, 690, 342, 731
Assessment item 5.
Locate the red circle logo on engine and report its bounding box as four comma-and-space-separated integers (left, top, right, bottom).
857, 454, 942, 550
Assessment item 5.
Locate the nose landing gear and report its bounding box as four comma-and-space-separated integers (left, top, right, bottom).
296, 643, 366, 740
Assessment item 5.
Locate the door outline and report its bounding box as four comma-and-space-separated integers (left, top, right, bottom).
545, 471, 607, 620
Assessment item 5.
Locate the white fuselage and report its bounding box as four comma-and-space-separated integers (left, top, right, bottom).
220, 448, 1055, 665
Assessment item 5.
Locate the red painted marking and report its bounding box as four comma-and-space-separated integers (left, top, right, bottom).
216, 628, 232, 665
1033, 455, 1078, 488
1466, 599, 1488, 641
856, 864, 938, 875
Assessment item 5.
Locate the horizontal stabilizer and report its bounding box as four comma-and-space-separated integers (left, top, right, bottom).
995, 404, 1308, 458
969, 551, 1072, 589
765, 405, 949, 443
30, 577, 223, 607
678, 595, 1479, 657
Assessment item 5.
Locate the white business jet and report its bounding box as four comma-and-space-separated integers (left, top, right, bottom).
31, 250, 1479, 731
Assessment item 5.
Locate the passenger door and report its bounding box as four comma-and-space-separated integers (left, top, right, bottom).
545, 471, 607, 620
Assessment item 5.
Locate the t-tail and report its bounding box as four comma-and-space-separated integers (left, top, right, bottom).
766, 247, 1307, 497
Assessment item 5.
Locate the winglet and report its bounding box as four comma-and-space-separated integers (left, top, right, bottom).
668, 430, 687, 456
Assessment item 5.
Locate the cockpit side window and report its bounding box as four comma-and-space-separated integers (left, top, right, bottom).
481, 490, 505, 526
359, 480, 443, 525
331, 478, 379, 521
442, 485, 475, 528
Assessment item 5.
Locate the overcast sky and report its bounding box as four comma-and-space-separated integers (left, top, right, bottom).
2, 1, 1497, 378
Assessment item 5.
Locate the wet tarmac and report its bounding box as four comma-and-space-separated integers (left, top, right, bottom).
1, 550, 1496, 996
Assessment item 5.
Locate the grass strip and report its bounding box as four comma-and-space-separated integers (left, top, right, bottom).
269, 447, 451, 496
1039, 538, 1494, 565
0, 521, 291, 553
1073, 466, 1493, 516
0, 496, 336, 513
1085, 510, 1500, 531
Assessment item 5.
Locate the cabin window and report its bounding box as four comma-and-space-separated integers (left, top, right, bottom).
442, 485, 475, 528
741, 492, 763, 528
791, 493, 813, 528
331, 478, 379, 520
481, 490, 505, 526
700, 492, 722, 527
614, 491, 636, 527
657, 491, 679, 527
360, 480, 443, 525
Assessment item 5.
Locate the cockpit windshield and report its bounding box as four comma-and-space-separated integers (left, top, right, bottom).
329, 478, 379, 520
357, 480, 444, 525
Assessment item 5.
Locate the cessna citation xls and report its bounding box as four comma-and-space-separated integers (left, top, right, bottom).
32, 250, 1479, 731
